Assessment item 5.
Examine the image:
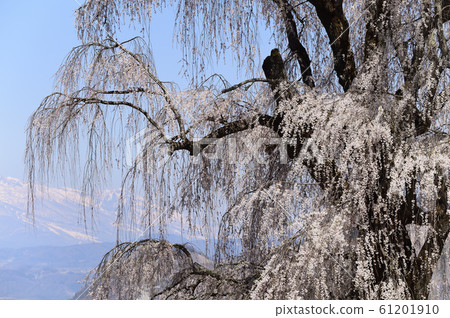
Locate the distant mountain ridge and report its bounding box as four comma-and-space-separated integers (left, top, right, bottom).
0, 176, 208, 299
0, 176, 205, 249
0, 176, 122, 248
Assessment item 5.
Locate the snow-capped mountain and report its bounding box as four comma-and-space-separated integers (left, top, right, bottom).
0, 176, 208, 299
0, 176, 121, 248
0, 176, 206, 249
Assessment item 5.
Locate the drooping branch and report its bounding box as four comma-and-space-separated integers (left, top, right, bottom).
108, 37, 188, 142
273, 0, 315, 88
308, 0, 356, 91
69, 95, 170, 143
87, 239, 197, 300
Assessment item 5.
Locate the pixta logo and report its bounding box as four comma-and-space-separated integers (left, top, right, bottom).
126, 128, 323, 171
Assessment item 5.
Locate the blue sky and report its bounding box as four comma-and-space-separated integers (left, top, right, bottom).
0, 1, 181, 180
0, 1, 77, 179
0, 1, 272, 181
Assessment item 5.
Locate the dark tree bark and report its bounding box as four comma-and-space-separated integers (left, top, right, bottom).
308, 0, 356, 91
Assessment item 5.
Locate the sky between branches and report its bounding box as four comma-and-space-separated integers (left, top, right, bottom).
0, 0, 272, 181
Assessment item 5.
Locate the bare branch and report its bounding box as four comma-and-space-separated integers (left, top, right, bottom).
221, 78, 273, 94
69, 94, 170, 143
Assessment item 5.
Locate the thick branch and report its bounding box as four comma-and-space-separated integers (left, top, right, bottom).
308, 0, 356, 91
91, 87, 164, 96
170, 111, 312, 158
171, 115, 270, 155
273, 0, 315, 88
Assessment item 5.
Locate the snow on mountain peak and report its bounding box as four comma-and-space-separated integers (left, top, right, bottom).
0, 176, 206, 250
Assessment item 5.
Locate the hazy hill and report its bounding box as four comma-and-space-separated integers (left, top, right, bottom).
0, 243, 113, 299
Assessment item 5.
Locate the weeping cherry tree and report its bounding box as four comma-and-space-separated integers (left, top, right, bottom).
26, 0, 450, 299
